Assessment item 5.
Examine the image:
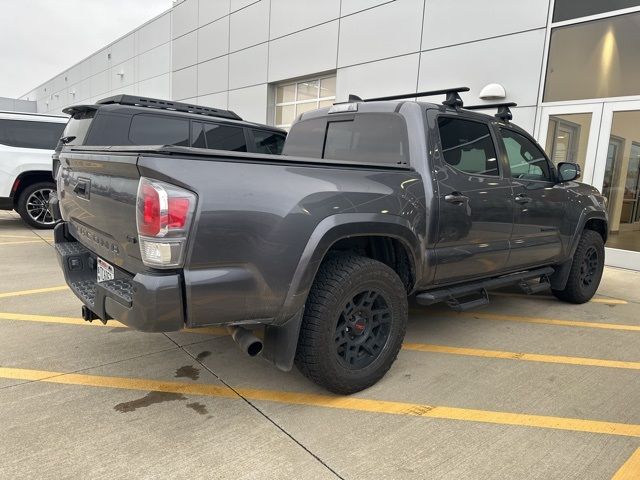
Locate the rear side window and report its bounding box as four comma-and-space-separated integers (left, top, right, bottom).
129, 114, 189, 146
61, 110, 95, 146
324, 114, 409, 165
82, 111, 130, 146
251, 129, 285, 154
0, 119, 66, 150
437, 117, 499, 176
203, 123, 247, 151
191, 122, 206, 148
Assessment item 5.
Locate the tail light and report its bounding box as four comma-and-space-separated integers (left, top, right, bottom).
136, 177, 197, 268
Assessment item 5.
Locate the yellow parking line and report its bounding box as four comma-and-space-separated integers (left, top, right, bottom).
0, 312, 228, 336
491, 291, 628, 305
1, 366, 639, 437
0, 312, 127, 328
0, 286, 69, 299
0, 240, 47, 246
612, 447, 640, 479
410, 309, 640, 332
2, 311, 639, 373
0, 234, 50, 239
403, 343, 640, 371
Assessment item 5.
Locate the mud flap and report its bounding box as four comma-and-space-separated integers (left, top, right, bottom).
261, 309, 303, 372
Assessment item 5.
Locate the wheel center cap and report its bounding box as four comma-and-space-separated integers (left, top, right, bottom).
351, 316, 366, 335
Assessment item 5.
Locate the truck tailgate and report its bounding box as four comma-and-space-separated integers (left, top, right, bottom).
58, 151, 144, 272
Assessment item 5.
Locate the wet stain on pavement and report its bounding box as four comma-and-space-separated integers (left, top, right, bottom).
175, 365, 200, 380
186, 402, 209, 415
195, 351, 212, 361
114, 391, 187, 413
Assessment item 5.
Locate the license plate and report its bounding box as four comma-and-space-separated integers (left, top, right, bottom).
97, 257, 114, 283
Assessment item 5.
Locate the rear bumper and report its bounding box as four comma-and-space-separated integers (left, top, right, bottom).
54, 222, 185, 332
0, 196, 13, 210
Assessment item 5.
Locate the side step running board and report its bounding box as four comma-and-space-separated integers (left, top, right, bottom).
416, 267, 554, 311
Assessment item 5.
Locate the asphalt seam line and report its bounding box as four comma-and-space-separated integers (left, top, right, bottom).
164, 333, 345, 480
1, 366, 639, 438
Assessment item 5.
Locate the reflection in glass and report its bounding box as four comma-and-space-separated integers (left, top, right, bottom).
544, 113, 592, 173
275, 105, 295, 125
544, 12, 640, 102
601, 110, 640, 253
297, 80, 319, 101
320, 77, 336, 98
296, 101, 318, 116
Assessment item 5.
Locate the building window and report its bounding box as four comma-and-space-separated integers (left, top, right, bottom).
274, 75, 336, 130
544, 11, 640, 102
553, 0, 640, 23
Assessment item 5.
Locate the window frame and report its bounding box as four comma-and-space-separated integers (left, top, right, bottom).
274, 74, 336, 130
435, 114, 504, 179
496, 125, 558, 183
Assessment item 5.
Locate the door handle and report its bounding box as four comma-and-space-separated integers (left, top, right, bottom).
74, 182, 87, 195
514, 194, 531, 205
444, 192, 468, 204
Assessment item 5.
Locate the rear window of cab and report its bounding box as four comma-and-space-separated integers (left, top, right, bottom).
284, 113, 409, 165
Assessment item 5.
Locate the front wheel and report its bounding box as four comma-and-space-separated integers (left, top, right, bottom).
552, 229, 605, 304
295, 254, 408, 394
16, 182, 57, 229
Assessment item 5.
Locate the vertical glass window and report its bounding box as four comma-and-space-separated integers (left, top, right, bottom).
274, 75, 336, 130
544, 12, 640, 102
544, 113, 592, 173
601, 110, 640, 253
437, 117, 499, 176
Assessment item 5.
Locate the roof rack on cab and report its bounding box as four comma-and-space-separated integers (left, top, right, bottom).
96, 94, 242, 121
465, 102, 518, 122
343, 87, 471, 108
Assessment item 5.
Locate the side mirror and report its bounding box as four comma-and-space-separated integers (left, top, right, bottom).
558, 162, 580, 182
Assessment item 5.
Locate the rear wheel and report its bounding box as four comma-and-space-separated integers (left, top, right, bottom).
16, 181, 57, 229
295, 254, 408, 394
552, 229, 605, 304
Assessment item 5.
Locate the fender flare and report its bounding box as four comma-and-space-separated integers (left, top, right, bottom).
550, 209, 608, 290
262, 213, 422, 372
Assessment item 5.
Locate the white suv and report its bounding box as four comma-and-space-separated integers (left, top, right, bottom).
0, 111, 67, 228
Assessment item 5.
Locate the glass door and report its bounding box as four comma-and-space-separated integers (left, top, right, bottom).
536, 103, 603, 184
593, 100, 640, 270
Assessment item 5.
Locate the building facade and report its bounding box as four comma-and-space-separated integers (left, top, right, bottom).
19, 0, 640, 269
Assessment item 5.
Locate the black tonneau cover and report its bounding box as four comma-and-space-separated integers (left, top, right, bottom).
64, 145, 414, 171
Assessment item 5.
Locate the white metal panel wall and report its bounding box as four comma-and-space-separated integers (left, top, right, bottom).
199, 0, 229, 25
228, 43, 268, 90
172, 31, 198, 71
422, 0, 550, 50
229, 0, 269, 52
269, 0, 341, 39
197, 18, 229, 63
336, 53, 420, 102
268, 21, 339, 83
338, 0, 424, 67
417, 29, 547, 108
172, 65, 197, 100
228, 84, 268, 122
172, 0, 198, 38
198, 56, 229, 96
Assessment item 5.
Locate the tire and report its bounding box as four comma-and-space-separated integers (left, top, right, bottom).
295, 253, 408, 394
16, 181, 57, 229
552, 229, 605, 304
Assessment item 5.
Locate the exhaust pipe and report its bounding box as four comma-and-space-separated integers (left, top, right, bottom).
228, 327, 263, 357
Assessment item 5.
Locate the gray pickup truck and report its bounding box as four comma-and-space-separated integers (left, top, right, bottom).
54, 87, 608, 393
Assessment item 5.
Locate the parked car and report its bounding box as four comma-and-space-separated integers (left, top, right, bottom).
53, 87, 608, 394
53, 94, 286, 178
0, 111, 67, 228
